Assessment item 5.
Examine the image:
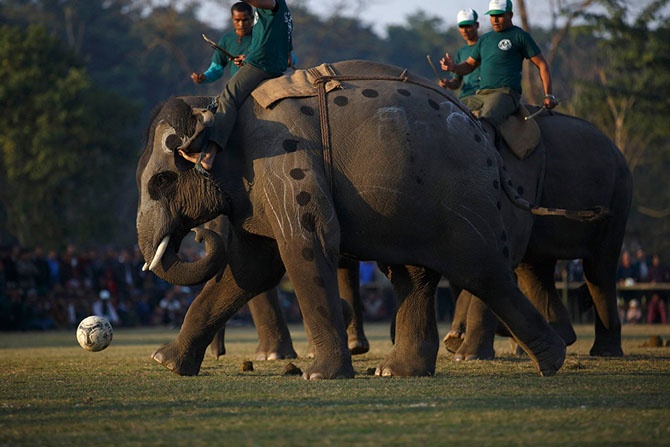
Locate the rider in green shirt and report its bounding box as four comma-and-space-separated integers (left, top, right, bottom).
440, 0, 557, 127
179, 0, 293, 172
440, 9, 481, 99
191, 2, 254, 84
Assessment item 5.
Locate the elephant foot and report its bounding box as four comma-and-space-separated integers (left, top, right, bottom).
590, 326, 623, 357
253, 332, 298, 360
348, 337, 370, 355
152, 343, 203, 376
443, 330, 464, 354
589, 341, 623, 357
347, 326, 370, 355
302, 357, 355, 380
518, 332, 566, 377
254, 345, 298, 361
375, 346, 437, 377
453, 342, 495, 361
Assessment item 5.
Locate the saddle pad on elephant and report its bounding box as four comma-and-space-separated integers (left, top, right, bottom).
252, 64, 343, 108
499, 104, 541, 160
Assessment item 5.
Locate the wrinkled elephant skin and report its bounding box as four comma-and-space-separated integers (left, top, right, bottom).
137, 60, 566, 378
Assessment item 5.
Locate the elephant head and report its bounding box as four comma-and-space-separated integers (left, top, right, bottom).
136, 97, 229, 286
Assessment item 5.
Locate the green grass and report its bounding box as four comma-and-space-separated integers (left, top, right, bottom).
2, 322, 670, 446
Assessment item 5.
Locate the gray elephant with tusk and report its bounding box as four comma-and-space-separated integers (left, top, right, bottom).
136, 60, 607, 379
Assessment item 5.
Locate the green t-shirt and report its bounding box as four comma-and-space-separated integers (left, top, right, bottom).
470, 25, 541, 94
213, 32, 253, 77
245, 0, 293, 76
454, 43, 480, 98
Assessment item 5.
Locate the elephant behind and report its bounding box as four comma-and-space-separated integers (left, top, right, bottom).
445, 109, 632, 360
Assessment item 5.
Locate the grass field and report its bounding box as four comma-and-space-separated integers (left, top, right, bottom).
2, 322, 670, 446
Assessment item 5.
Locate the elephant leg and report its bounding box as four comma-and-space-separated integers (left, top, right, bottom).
453, 293, 498, 361
443, 287, 468, 353
516, 261, 577, 346
152, 273, 254, 376
208, 327, 226, 359
337, 257, 370, 355
466, 270, 565, 376
280, 237, 353, 380
583, 257, 623, 357
248, 289, 298, 360
376, 265, 441, 377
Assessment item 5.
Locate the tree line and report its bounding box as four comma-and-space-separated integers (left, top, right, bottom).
0, 0, 669, 259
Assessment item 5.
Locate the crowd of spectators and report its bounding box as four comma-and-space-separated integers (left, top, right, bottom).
2, 242, 669, 332
0, 243, 205, 331
615, 248, 670, 324
555, 247, 670, 325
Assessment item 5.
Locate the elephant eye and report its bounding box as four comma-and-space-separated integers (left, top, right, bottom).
155, 172, 175, 186
148, 171, 178, 200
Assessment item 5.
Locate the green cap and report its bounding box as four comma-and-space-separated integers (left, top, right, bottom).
485, 0, 513, 15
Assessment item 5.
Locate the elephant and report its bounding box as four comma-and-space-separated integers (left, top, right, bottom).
442, 109, 632, 361
136, 60, 601, 379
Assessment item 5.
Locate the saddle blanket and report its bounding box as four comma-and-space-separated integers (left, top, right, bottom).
252, 63, 342, 109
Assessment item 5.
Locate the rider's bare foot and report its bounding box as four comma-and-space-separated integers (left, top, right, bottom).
179, 144, 216, 171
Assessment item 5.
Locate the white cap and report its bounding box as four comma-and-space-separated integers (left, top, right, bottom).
457, 9, 478, 26
99, 290, 111, 300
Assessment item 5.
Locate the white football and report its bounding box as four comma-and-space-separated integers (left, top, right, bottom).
76, 316, 113, 352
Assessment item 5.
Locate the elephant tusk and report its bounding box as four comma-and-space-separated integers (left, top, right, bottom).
142, 262, 149, 272
149, 235, 170, 271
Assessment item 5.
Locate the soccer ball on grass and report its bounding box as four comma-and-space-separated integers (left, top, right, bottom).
76, 316, 113, 352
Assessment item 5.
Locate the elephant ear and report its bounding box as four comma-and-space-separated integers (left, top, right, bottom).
175, 108, 215, 154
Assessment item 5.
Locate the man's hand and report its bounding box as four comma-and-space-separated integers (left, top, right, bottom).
440, 78, 461, 90
191, 73, 206, 84
233, 55, 246, 67
440, 53, 455, 72
543, 94, 558, 109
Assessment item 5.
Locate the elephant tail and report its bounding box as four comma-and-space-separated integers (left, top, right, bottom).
498, 163, 610, 222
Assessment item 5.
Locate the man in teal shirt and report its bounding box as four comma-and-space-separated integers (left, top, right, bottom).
440, 9, 481, 99
191, 2, 254, 84
440, 0, 557, 126
179, 0, 293, 172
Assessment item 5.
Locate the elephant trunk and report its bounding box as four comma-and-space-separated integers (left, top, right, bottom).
139, 227, 226, 286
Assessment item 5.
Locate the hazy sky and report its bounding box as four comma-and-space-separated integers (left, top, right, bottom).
305, 0, 556, 35
197, 0, 557, 36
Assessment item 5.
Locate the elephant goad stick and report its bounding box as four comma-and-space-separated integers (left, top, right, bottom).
426, 55, 443, 83
202, 33, 236, 60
